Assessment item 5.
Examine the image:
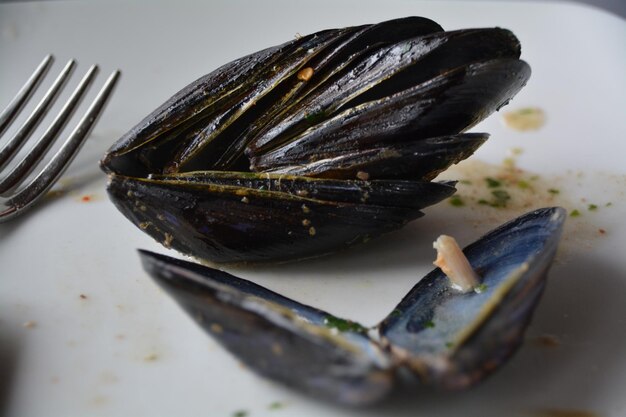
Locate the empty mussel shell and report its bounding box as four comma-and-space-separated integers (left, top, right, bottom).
139, 207, 565, 405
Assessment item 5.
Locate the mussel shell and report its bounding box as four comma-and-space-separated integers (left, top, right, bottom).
138, 208, 565, 404
108, 174, 455, 263
101, 17, 445, 177
379, 207, 566, 388
102, 17, 531, 263
140, 250, 393, 405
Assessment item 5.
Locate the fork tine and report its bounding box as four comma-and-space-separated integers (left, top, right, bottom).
0, 54, 53, 137
0, 65, 98, 193
0, 59, 76, 171
0, 69, 121, 221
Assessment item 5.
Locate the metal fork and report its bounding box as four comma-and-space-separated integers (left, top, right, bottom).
0, 55, 120, 223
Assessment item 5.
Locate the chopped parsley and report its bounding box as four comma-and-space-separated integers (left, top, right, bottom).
485, 177, 502, 188
517, 180, 530, 189
232, 411, 248, 417
478, 191, 511, 208
323, 315, 367, 333
424, 320, 435, 329
474, 283, 488, 293
268, 401, 284, 410
449, 195, 465, 207
491, 190, 511, 207
588, 204, 598, 211
570, 209, 581, 217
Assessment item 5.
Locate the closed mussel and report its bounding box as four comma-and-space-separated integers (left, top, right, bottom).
102, 17, 531, 263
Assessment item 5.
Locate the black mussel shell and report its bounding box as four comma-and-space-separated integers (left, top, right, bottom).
139, 208, 566, 404
102, 17, 531, 263
109, 173, 455, 263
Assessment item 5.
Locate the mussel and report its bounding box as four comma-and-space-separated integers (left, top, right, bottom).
101, 17, 531, 263
139, 207, 566, 405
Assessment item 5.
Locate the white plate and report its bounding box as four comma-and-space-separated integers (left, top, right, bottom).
1, 1, 625, 416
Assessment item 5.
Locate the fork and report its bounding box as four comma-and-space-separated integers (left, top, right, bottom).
0, 55, 120, 223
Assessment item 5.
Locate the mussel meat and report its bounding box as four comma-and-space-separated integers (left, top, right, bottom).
139, 207, 566, 405
102, 17, 531, 263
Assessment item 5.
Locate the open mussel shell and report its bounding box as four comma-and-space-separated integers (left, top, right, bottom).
140, 250, 393, 405
139, 207, 565, 405
378, 207, 566, 389
102, 16, 531, 263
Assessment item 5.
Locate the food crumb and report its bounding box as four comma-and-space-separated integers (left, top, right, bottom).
308, 226, 316, 236
144, 353, 159, 362
502, 107, 546, 131
534, 334, 561, 348
210, 323, 224, 334
79, 294, 88, 300
81, 195, 92, 202
598, 228, 606, 235
356, 170, 370, 180
163, 233, 174, 248
297, 67, 314, 81
23, 320, 36, 329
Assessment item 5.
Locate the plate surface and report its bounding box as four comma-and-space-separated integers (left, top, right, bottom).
1, 1, 625, 416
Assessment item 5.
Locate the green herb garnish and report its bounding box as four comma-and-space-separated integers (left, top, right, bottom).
323, 315, 367, 333
424, 321, 435, 329
570, 209, 581, 217
517, 180, 530, 189
588, 204, 598, 211
268, 401, 284, 410
490, 190, 511, 208
606, 202, 613, 207
548, 188, 560, 195
232, 410, 248, 417
449, 195, 465, 207
485, 177, 502, 188
474, 283, 488, 293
